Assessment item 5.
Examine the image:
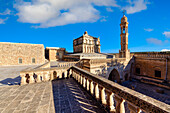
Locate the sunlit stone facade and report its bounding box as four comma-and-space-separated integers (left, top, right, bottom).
73, 31, 101, 53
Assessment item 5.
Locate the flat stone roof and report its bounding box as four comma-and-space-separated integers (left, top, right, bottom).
0, 78, 106, 113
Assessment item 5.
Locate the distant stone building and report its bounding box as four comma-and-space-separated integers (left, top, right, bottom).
119, 14, 130, 59
73, 31, 101, 53
132, 52, 170, 82
0, 42, 45, 66
45, 47, 66, 61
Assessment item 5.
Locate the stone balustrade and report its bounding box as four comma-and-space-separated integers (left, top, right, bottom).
56, 62, 77, 67
71, 66, 170, 113
20, 67, 72, 85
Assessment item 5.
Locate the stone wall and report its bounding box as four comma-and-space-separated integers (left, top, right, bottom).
134, 56, 170, 80
0, 42, 45, 66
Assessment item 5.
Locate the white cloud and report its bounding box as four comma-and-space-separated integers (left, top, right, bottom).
106, 7, 114, 12
0, 17, 8, 24
144, 28, 153, 32
14, 0, 118, 28
163, 31, 170, 38
161, 49, 170, 52
0, 9, 11, 15
122, 0, 150, 14
100, 16, 108, 22
146, 38, 162, 45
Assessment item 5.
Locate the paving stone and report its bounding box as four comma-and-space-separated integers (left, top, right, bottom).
0, 78, 106, 113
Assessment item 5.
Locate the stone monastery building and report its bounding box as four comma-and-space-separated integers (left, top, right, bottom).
0, 14, 169, 113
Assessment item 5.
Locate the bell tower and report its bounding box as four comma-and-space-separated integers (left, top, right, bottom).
119, 12, 130, 59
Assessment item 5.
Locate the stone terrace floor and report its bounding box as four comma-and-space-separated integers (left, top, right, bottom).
0, 78, 106, 113
0, 65, 39, 86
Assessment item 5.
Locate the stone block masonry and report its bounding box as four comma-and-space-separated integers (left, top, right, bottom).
0, 42, 45, 66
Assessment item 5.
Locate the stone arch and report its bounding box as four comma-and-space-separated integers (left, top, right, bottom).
108, 69, 121, 83
53, 71, 57, 79
25, 74, 30, 83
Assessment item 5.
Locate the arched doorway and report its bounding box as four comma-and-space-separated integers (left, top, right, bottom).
108, 69, 121, 83
124, 73, 129, 81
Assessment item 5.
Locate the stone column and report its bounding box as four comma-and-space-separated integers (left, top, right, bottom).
36, 73, 41, 83
101, 87, 107, 105
29, 73, 35, 84
86, 78, 89, 91
128, 103, 141, 113
90, 80, 94, 95
20, 73, 26, 85
115, 95, 125, 113
95, 83, 99, 100
83, 76, 86, 88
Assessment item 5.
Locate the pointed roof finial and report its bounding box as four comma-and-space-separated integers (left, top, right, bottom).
122, 9, 126, 16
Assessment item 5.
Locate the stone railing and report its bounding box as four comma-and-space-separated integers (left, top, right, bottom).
71, 66, 170, 113
55, 62, 77, 67
20, 67, 72, 85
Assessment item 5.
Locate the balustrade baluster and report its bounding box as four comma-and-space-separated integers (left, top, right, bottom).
29, 73, 35, 83
86, 78, 89, 91
50, 71, 54, 80
128, 103, 141, 113
65, 71, 67, 78
95, 83, 99, 100
80, 75, 83, 85
90, 80, 94, 95
78, 73, 80, 83
21, 74, 26, 85
107, 92, 116, 113
37, 73, 41, 82
115, 95, 125, 113
101, 87, 107, 105
83, 76, 86, 88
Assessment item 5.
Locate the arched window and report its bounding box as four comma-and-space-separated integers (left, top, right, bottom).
32, 58, 35, 63
123, 26, 126, 33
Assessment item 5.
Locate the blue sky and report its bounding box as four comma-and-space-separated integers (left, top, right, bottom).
0, 0, 170, 53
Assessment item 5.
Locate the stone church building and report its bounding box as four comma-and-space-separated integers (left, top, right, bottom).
73, 31, 101, 53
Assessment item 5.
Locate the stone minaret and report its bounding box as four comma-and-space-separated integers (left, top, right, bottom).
119, 14, 130, 59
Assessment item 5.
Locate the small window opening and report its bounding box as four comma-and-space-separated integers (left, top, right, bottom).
32, 58, 35, 63
136, 68, 140, 74
155, 70, 161, 78
19, 58, 22, 64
